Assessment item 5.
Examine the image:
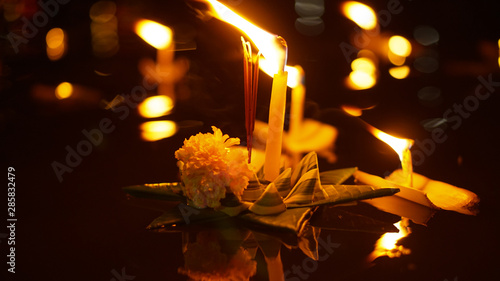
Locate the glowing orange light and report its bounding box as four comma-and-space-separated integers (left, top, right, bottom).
204, 0, 287, 72
498, 39, 500, 68
388, 35, 412, 57
135, 20, 173, 50
368, 125, 412, 161
389, 65, 410, 79
347, 70, 376, 90
138, 95, 174, 118
370, 219, 411, 259
46, 28, 66, 61
387, 51, 406, 66
140, 121, 177, 141
259, 57, 300, 88
351, 57, 376, 73
55, 82, 73, 99
341, 1, 377, 30
342, 105, 363, 116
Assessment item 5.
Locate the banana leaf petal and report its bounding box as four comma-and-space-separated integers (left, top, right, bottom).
239, 207, 314, 233
286, 185, 400, 208
319, 167, 357, 185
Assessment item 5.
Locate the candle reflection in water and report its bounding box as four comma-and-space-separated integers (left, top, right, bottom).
140, 121, 177, 142
369, 218, 411, 260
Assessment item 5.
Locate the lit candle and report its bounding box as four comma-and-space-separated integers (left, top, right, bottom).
259, 59, 305, 168
202, 0, 289, 181
363, 121, 414, 186
135, 19, 175, 102
289, 66, 305, 141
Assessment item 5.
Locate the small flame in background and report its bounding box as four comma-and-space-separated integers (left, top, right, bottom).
341, 1, 377, 30
135, 19, 173, 50
370, 219, 411, 260
368, 125, 413, 162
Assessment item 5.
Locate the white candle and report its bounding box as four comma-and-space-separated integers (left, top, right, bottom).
264, 70, 288, 181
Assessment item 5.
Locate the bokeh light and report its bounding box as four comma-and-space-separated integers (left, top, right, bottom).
341, 1, 377, 30
55, 82, 73, 100
140, 121, 177, 141
389, 65, 410, 79
138, 95, 174, 118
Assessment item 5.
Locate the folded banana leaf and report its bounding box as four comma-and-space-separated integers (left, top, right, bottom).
123, 152, 400, 234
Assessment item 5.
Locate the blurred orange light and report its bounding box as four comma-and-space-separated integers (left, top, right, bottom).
387, 50, 406, 66
135, 20, 173, 50
46, 28, 67, 61
388, 36, 412, 57
341, 1, 377, 30
55, 82, 73, 99
348, 70, 376, 90
341, 105, 363, 116
389, 65, 410, 79
138, 95, 174, 118
140, 121, 177, 141
351, 57, 376, 73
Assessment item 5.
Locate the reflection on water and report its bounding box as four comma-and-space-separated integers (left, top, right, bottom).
172, 223, 324, 281
369, 218, 411, 260
178, 229, 257, 280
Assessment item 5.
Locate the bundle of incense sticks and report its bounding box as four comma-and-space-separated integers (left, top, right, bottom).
241, 37, 260, 163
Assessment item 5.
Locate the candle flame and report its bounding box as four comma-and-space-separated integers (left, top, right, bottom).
204, 0, 287, 72
135, 19, 173, 49
368, 125, 413, 161
259, 57, 302, 88
341, 1, 377, 30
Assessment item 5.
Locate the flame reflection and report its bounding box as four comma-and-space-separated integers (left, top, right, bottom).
370, 219, 411, 260
140, 121, 177, 141
138, 95, 174, 118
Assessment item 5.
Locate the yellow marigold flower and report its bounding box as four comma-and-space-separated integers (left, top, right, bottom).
175, 126, 253, 208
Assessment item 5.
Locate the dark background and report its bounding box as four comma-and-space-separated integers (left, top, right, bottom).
1, 0, 499, 280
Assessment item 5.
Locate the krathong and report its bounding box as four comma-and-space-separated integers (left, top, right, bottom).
123, 127, 400, 233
